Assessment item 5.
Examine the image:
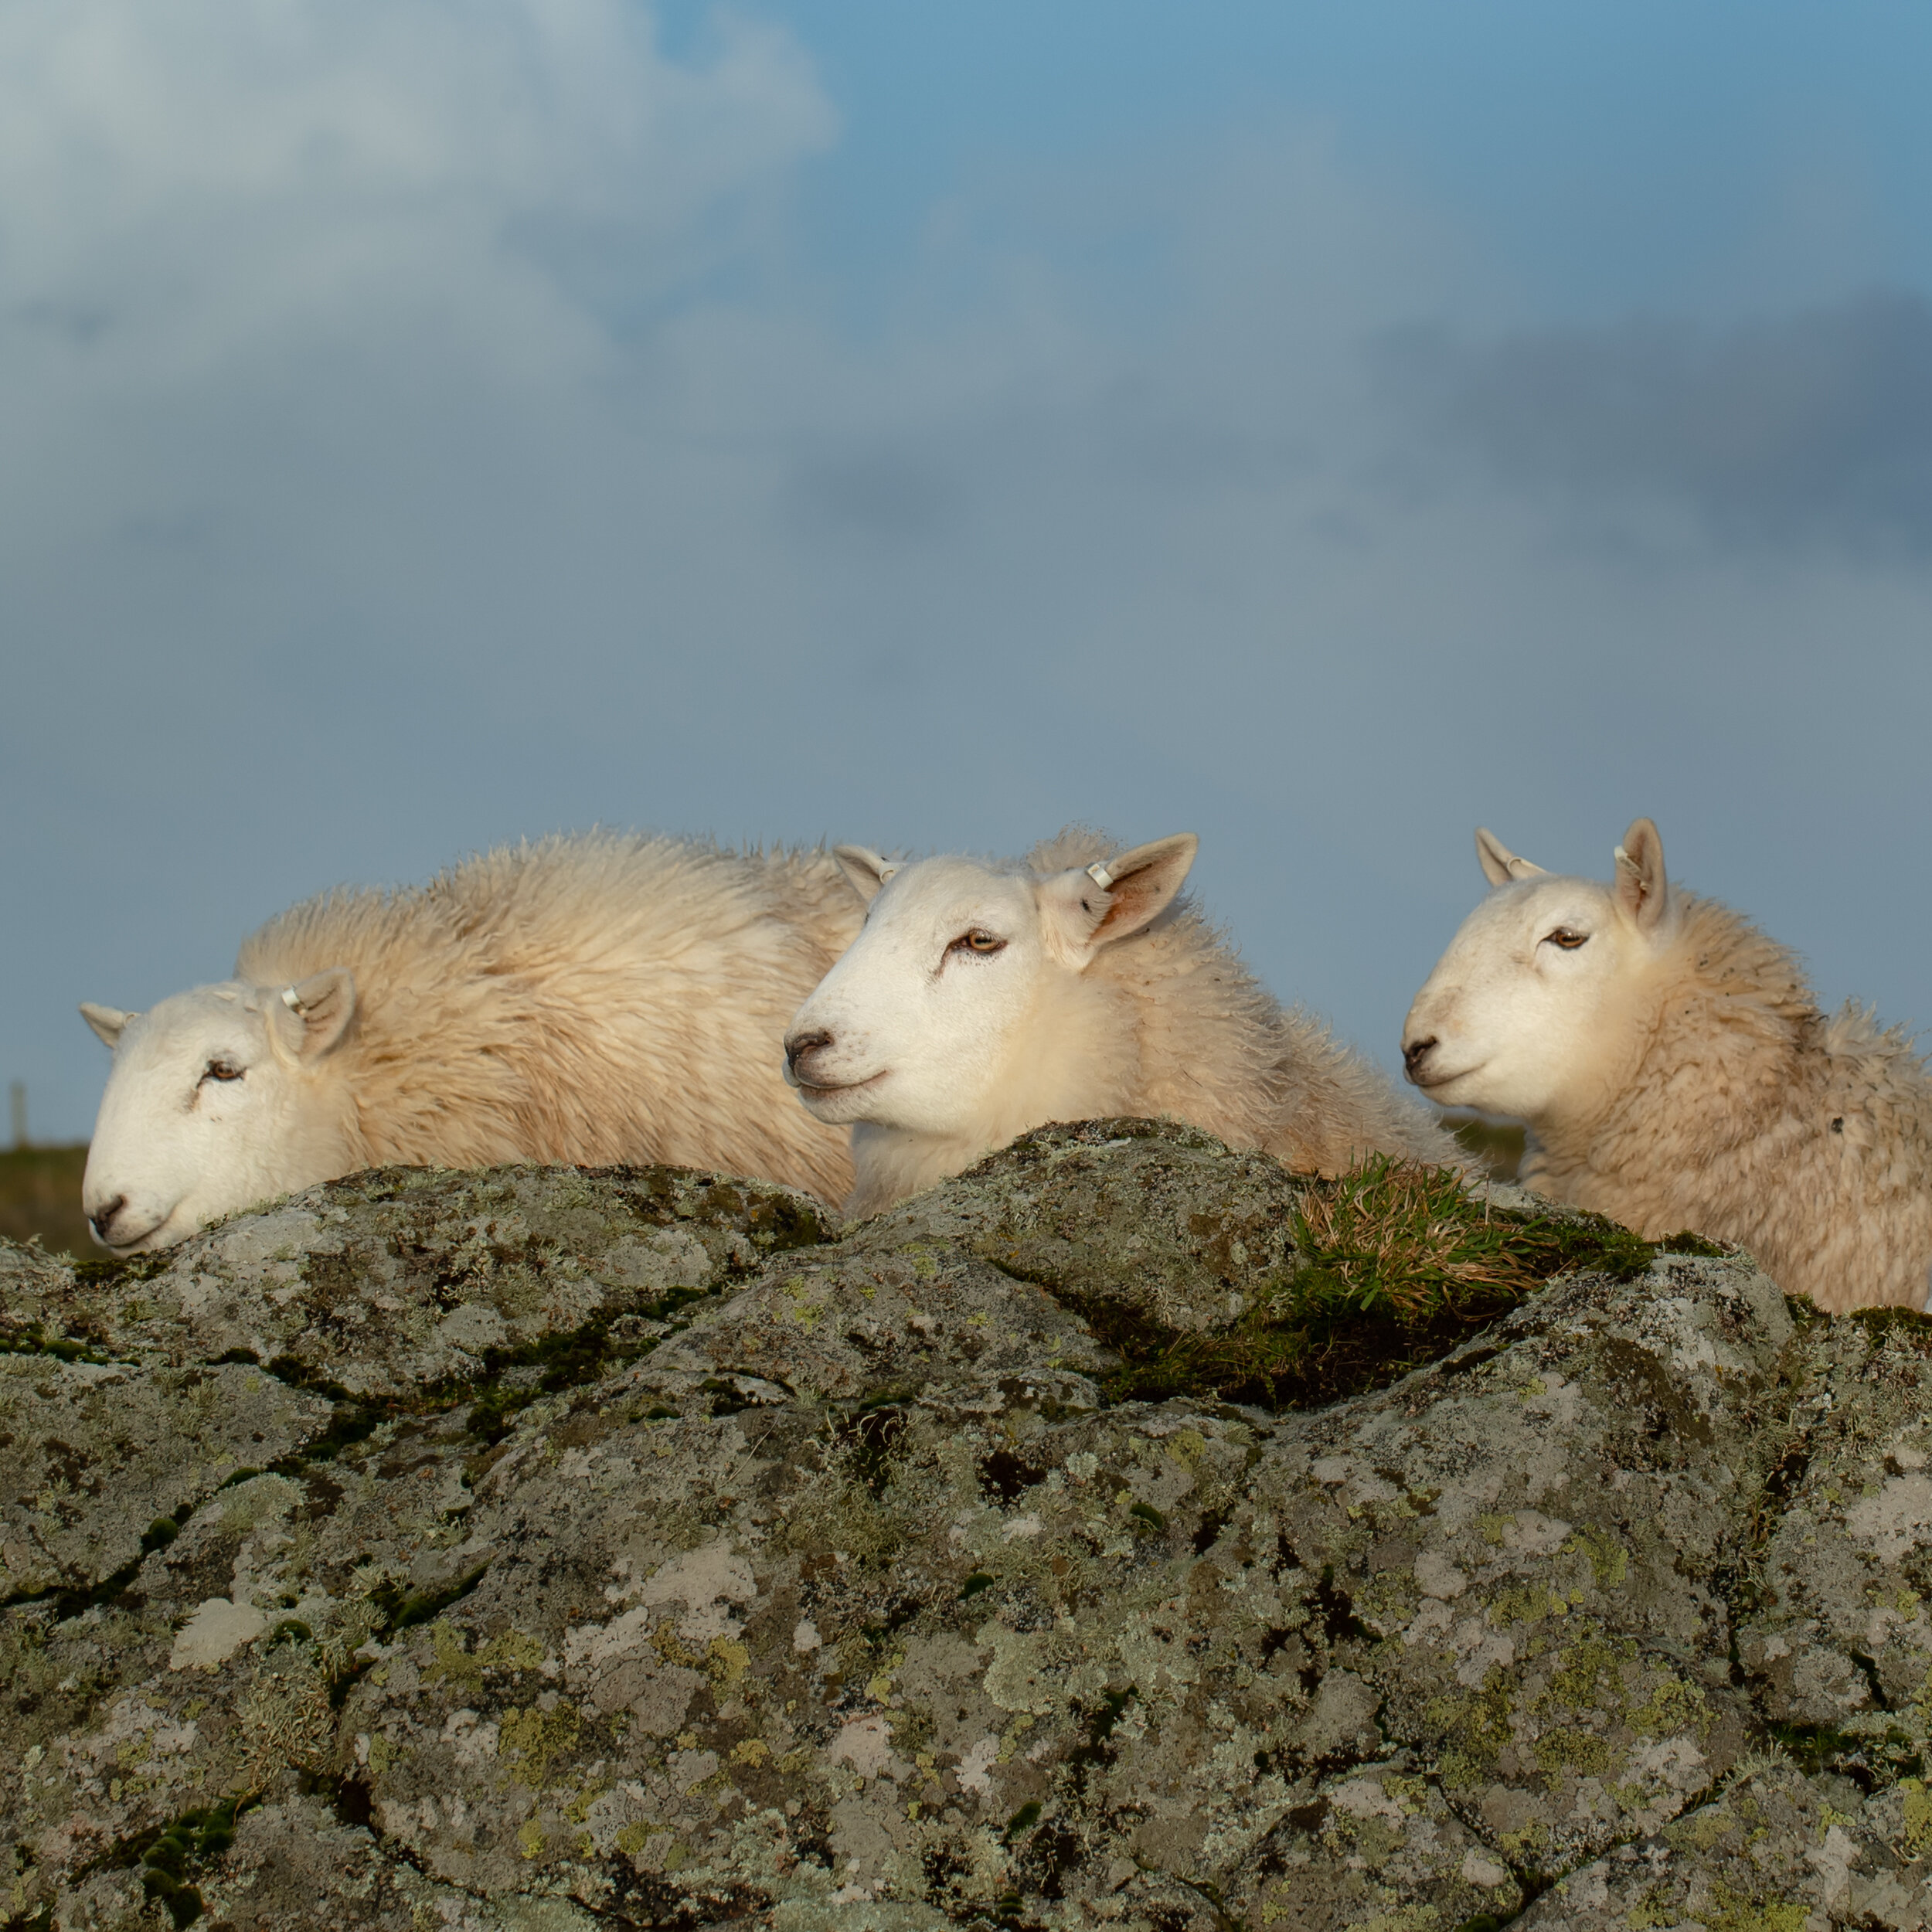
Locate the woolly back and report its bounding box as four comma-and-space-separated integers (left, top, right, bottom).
1525, 886, 1932, 1308
1604, 891, 1821, 1148
1022, 827, 1279, 1147
1026, 828, 1437, 1172
236, 832, 862, 1189
1662, 893, 1817, 1029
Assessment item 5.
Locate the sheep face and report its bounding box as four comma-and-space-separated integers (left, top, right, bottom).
80, 970, 357, 1253
1402, 818, 1678, 1126
784, 836, 1198, 1141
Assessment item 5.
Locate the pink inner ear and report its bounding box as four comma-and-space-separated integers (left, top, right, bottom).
1090, 869, 1176, 944
1090, 887, 1143, 942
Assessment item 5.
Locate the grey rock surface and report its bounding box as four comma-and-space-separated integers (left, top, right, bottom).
0, 1356, 335, 1605
1, 1164, 831, 1397
5, 1121, 1932, 1930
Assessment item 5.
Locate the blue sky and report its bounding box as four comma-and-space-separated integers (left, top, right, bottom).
770, 2, 1932, 314
3, 0, 1930, 1143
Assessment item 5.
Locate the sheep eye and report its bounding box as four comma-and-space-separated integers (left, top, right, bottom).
201, 1059, 243, 1083
1543, 929, 1588, 951
948, 929, 1005, 958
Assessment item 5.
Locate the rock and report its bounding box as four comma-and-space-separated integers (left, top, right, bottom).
5, 1163, 832, 1396
0, 1356, 335, 1605
5, 1124, 1932, 1930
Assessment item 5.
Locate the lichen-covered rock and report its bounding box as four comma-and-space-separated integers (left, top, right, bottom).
1727, 1306, 1932, 1792
4, 1163, 832, 1397
906, 1120, 1314, 1337
1515, 1757, 1932, 1930
0, 1355, 334, 1604
6, 1127, 1932, 1930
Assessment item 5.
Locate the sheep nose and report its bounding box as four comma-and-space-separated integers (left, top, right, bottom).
89, 1194, 128, 1242
784, 1029, 833, 1084
1402, 1036, 1437, 1083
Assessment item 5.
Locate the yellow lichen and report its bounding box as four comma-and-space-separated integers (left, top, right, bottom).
654, 1622, 706, 1668
1345, 1906, 1444, 1932
1628, 1675, 1708, 1742
1566, 1526, 1630, 1590
708, 1636, 750, 1685
1487, 1583, 1557, 1629
1706, 1887, 1808, 1932
1901, 1777, 1932, 1854
423, 1620, 546, 1689
1663, 1807, 1737, 1852
564, 1782, 607, 1822
781, 1277, 823, 1330
1543, 1632, 1633, 1714
1536, 1726, 1617, 1779
498, 1701, 582, 1788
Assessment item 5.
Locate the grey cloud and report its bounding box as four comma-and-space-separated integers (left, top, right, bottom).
786, 447, 961, 541
780, 385, 1323, 559
15, 300, 115, 346
1376, 289, 1932, 554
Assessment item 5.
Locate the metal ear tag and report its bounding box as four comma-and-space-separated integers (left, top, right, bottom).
1086, 862, 1114, 889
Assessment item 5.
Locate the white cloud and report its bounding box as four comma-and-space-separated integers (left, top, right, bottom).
0, 0, 835, 379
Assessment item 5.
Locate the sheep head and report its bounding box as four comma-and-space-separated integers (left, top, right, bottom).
1401, 816, 1679, 1126
79, 969, 358, 1252
784, 835, 1197, 1141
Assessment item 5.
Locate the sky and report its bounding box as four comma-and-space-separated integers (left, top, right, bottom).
4, 0, 1931, 1143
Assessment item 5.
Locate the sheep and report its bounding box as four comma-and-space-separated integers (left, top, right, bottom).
79, 832, 863, 1253
1400, 816, 1932, 1314
781, 825, 1462, 1219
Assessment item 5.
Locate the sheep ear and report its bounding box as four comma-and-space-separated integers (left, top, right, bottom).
80, 1003, 132, 1048
1041, 834, 1198, 968
1475, 828, 1546, 886
833, 846, 896, 905
1613, 818, 1671, 933
267, 968, 357, 1062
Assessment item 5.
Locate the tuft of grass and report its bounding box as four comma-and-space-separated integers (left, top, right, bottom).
1079, 1156, 1682, 1412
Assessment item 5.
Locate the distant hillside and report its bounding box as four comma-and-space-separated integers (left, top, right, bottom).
0, 1145, 94, 1257
1451, 1114, 1526, 1180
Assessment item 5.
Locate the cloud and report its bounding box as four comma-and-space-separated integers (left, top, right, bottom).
1374, 290, 1932, 556
0, 0, 842, 719
0, 0, 835, 352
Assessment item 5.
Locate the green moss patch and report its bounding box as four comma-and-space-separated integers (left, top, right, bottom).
1061, 1157, 1696, 1412
0, 1326, 121, 1366
90, 1792, 260, 1929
